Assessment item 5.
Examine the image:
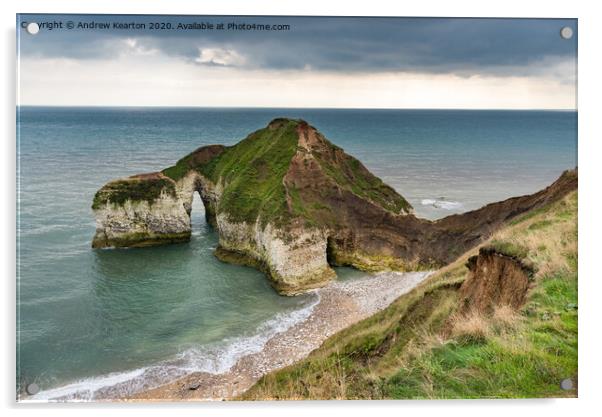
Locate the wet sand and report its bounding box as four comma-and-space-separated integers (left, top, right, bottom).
126, 271, 431, 401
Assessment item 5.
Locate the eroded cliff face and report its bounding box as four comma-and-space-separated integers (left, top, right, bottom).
214, 216, 335, 294
458, 247, 534, 314
91, 118, 577, 295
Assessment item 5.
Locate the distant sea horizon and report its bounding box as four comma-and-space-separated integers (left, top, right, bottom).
17, 105, 577, 110
17, 106, 577, 400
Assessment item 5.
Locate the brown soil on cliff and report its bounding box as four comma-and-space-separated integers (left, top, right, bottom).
332, 168, 576, 270
426, 168, 578, 264
458, 247, 533, 314
278, 120, 414, 239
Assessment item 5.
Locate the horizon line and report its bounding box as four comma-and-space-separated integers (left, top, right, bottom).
15, 105, 577, 111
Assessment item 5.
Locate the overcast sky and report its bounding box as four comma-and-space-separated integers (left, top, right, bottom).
17, 15, 577, 109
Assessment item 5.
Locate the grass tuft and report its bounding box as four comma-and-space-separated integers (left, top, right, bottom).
450, 311, 492, 344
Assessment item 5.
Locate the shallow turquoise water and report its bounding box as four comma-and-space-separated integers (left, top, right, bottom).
16, 107, 577, 399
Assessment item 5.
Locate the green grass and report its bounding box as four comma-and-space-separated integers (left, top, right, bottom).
161, 144, 226, 182
241, 191, 578, 400
487, 240, 530, 260
198, 121, 300, 226
162, 155, 193, 181
287, 186, 308, 218
92, 177, 176, 209
528, 219, 554, 231
385, 266, 577, 399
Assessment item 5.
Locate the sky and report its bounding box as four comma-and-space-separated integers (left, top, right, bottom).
17, 15, 577, 109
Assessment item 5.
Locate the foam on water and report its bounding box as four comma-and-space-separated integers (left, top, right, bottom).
28, 292, 320, 402
421, 198, 463, 210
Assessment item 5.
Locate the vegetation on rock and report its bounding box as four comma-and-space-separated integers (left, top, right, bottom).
161, 144, 226, 182
199, 121, 300, 226
158, 118, 412, 227
92, 175, 176, 209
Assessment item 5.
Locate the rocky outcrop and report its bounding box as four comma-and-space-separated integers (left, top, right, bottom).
92, 170, 218, 248
213, 219, 336, 295
91, 118, 577, 295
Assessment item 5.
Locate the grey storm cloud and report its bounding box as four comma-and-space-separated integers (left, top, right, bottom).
17, 15, 577, 76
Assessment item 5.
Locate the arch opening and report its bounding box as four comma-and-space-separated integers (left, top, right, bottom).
190, 190, 207, 232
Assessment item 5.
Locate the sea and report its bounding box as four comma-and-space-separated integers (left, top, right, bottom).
16, 107, 577, 400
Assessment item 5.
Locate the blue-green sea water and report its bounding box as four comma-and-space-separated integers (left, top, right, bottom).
16, 107, 577, 400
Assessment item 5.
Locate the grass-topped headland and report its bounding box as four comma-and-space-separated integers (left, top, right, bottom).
92, 119, 576, 298
157, 118, 412, 227
92, 173, 176, 209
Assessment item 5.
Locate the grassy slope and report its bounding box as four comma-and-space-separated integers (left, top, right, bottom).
161, 119, 411, 227
201, 121, 300, 226
161, 120, 300, 226
241, 191, 578, 399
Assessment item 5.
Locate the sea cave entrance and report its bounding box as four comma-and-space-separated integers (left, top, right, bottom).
326, 236, 338, 267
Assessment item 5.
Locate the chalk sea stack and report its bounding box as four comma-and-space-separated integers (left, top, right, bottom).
91, 118, 577, 295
